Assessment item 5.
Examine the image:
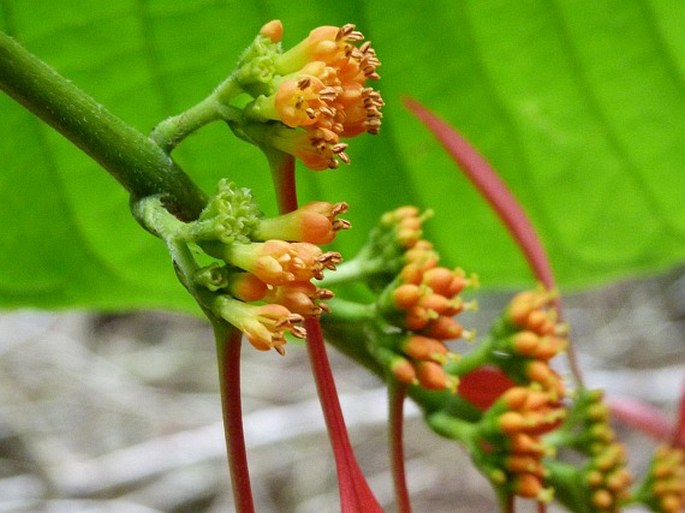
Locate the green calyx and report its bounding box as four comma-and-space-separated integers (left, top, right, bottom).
134, 180, 262, 247
192, 179, 262, 245
233, 31, 281, 98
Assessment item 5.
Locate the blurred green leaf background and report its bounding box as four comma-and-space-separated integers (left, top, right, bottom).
1, 0, 684, 312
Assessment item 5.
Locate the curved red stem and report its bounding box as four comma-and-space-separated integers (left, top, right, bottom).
672, 378, 685, 447
403, 97, 584, 386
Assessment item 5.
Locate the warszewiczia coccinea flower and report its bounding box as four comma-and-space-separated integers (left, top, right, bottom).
213, 296, 306, 354
240, 20, 384, 170
635, 445, 685, 513
222, 240, 341, 285
476, 384, 565, 502
173, 180, 348, 354
357, 206, 477, 392
253, 200, 350, 244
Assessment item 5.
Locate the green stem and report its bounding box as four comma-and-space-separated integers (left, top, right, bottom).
444, 335, 496, 377
150, 96, 223, 153
0, 31, 206, 221
150, 79, 243, 153
319, 253, 387, 287
426, 410, 478, 445
325, 297, 376, 323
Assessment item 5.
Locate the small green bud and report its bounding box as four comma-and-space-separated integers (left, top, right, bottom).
194, 263, 231, 292
191, 179, 261, 244
232, 29, 281, 97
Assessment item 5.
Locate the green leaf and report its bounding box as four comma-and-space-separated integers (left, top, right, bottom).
1, 0, 683, 311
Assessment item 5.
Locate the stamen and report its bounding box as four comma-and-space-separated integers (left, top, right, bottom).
332, 219, 352, 231
319, 251, 342, 271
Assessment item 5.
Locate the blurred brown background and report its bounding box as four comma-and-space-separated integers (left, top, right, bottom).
1, 267, 683, 513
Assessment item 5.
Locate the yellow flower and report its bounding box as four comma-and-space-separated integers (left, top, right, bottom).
264, 281, 334, 317
243, 22, 383, 170
223, 239, 341, 285
215, 297, 305, 354
270, 125, 351, 171
275, 24, 379, 79
253, 201, 350, 244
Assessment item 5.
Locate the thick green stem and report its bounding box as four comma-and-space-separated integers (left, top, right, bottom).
0, 31, 206, 221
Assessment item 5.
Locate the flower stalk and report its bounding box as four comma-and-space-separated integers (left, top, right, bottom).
215, 325, 256, 513
271, 152, 383, 512
389, 381, 412, 513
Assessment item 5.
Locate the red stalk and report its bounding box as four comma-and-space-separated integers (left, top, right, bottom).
215, 326, 256, 513
306, 319, 384, 511
389, 382, 412, 513
271, 152, 383, 512
672, 378, 685, 448
606, 395, 672, 442
403, 97, 583, 386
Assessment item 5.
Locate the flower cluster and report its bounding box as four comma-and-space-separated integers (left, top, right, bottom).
635, 445, 685, 513
478, 385, 565, 501
578, 392, 632, 512
240, 21, 384, 170
190, 180, 349, 353
546, 389, 632, 513
370, 206, 477, 392
498, 288, 568, 399
449, 288, 570, 502
473, 375, 566, 501
584, 442, 632, 512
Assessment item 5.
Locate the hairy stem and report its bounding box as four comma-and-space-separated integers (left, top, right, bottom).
0, 31, 206, 221
150, 79, 242, 153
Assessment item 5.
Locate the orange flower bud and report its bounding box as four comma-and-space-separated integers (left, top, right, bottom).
227, 272, 268, 302
415, 361, 456, 391
393, 283, 421, 309
501, 387, 530, 410
401, 335, 449, 364
421, 315, 464, 340
404, 306, 432, 331
513, 473, 544, 499
264, 281, 333, 317
260, 19, 283, 43
512, 331, 540, 356
591, 488, 614, 509
505, 455, 544, 477
499, 411, 526, 434
423, 267, 469, 297
510, 433, 546, 456
399, 263, 423, 285
391, 357, 417, 385
418, 293, 451, 315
